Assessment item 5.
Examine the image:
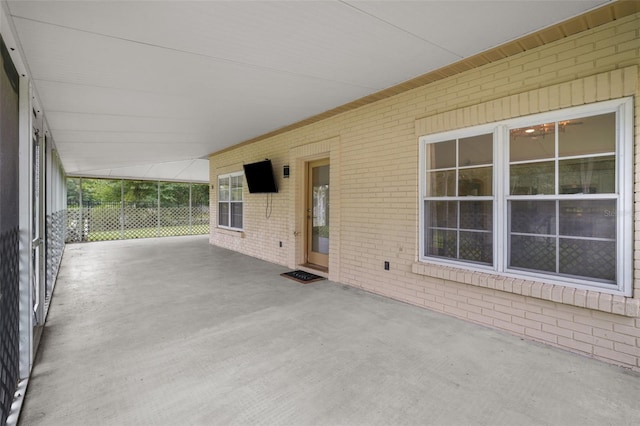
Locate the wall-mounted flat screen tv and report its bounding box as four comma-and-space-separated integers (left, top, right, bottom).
243, 159, 278, 193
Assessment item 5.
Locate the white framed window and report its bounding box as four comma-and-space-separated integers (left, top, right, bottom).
422, 128, 496, 266
419, 97, 633, 296
218, 172, 243, 230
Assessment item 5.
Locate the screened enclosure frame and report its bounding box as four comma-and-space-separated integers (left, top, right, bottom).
66, 178, 210, 243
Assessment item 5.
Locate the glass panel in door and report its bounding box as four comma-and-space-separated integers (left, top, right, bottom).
307, 160, 329, 268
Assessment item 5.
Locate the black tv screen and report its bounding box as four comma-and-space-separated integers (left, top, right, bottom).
243, 159, 278, 193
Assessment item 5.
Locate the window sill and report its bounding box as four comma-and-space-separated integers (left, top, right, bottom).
215, 227, 245, 238
412, 262, 639, 317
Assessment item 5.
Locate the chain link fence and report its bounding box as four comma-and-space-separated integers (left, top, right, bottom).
66, 178, 210, 243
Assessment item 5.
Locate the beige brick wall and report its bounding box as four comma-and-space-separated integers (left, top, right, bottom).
210, 13, 640, 370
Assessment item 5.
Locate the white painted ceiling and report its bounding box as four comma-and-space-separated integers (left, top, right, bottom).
5, 0, 608, 182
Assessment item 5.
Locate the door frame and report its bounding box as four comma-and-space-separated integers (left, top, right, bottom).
289, 137, 339, 279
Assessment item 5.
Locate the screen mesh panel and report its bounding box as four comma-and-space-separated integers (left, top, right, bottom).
66, 182, 210, 243
0, 34, 20, 425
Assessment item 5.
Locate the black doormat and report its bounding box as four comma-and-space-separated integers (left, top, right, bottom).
280, 270, 326, 284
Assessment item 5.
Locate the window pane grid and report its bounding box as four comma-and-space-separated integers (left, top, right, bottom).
422, 99, 629, 292
509, 158, 555, 165
459, 163, 492, 170
456, 201, 460, 259
508, 197, 617, 283
428, 166, 457, 171
511, 121, 616, 197
423, 131, 494, 266
218, 177, 230, 201
424, 192, 493, 265
218, 173, 243, 230
425, 196, 493, 201
553, 151, 615, 161
510, 232, 614, 241
507, 110, 619, 284
218, 202, 229, 227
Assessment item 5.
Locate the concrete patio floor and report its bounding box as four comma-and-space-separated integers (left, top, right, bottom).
19, 235, 640, 425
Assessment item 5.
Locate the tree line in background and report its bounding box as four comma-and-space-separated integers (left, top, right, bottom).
67, 178, 210, 207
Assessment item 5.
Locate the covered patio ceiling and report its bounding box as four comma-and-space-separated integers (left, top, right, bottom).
3, 1, 612, 182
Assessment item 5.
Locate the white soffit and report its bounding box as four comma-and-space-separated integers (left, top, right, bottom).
5, 0, 609, 181
74, 159, 210, 184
